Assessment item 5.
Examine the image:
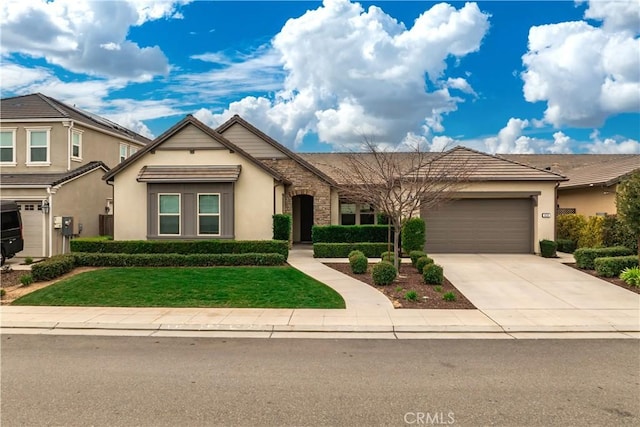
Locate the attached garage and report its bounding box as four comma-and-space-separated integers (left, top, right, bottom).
422, 198, 533, 253
17, 201, 45, 257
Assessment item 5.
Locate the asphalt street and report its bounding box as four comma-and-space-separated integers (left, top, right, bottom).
1, 335, 638, 426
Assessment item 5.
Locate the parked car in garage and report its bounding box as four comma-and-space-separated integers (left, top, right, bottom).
1, 200, 24, 265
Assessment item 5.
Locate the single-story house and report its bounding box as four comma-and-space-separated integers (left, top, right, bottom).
105, 114, 567, 254
504, 154, 640, 217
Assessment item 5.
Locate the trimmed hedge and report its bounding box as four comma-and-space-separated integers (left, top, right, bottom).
401, 218, 425, 254
423, 264, 444, 285
313, 243, 389, 258
70, 239, 288, 259
272, 214, 292, 241
594, 256, 639, 278
574, 246, 635, 270
539, 239, 557, 258
409, 250, 427, 267
415, 256, 434, 274
372, 262, 397, 285
73, 253, 286, 268
311, 225, 393, 243
31, 254, 76, 282
556, 239, 577, 254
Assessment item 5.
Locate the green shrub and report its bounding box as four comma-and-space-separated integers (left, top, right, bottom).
594, 256, 639, 278
557, 214, 587, 244
423, 264, 444, 285
372, 262, 397, 285
539, 239, 557, 258
443, 291, 456, 302
556, 239, 577, 254
20, 274, 33, 286
348, 250, 364, 259
574, 246, 634, 269
70, 239, 288, 259
31, 254, 75, 282
434, 285, 443, 293
578, 216, 604, 248
619, 267, 640, 287
311, 225, 392, 243
349, 252, 368, 274
0, 288, 5, 297
72, 253, 286, 267
24, 257, 33, 265
272, 214, 292, 241
405, 290, 418, 301
401, 218, 425, 254
313, 243, 389, 258
602, 215, 638, 253
380, 251, 401, 265
409, 250, 427, 267
415, 256, 434, 274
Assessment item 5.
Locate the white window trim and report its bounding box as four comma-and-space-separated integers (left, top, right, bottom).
119, 143, 128, 163
0, 127, 17, 166
197, 193, 221, 236
26, 127, 51, 166
129, 146, 138, 156
71, 129, 83, 162
158, 193, 181, 236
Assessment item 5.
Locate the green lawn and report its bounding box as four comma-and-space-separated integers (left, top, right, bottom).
12, 267, 345, 309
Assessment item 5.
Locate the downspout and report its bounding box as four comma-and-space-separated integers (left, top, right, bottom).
107, 180, 115, 237
554, 181, 560, 241
46, 187, 54, 257
64, 120, 74, 171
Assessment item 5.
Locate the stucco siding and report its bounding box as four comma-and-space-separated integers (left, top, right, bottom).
113, 149, 276, 241
158, 125, 225, 150
220, 123, 287, 159
558, 186, 617, 217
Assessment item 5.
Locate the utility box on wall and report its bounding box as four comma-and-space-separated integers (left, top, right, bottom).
62, 216, 74, 237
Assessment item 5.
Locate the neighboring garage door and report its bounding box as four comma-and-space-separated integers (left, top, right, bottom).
422, 198, 533, 253
18, 202, 44, 257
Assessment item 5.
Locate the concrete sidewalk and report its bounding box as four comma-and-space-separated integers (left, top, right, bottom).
1, 248, 639, 339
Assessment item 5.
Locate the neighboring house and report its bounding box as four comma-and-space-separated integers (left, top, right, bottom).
504, 154, 640, 217
106, 114, 566, 254
0, 93, 150, 257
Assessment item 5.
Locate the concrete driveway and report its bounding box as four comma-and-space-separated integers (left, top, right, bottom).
431, 254, 640, 331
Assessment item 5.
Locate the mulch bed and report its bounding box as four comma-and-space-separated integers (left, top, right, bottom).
324, 263, 475, 309
564, 263, 640, 295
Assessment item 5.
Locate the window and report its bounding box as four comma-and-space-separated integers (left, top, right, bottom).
71, 130, 82, 160
119, 144, 128, 163
359, 203, 375, 224
26, 128, 50, 165
340, 203, 357, 225
0, 129, 16, 164
130, 146, 138, 156
158, 194, 180, 235
198, 194, 220, 235
340, 201, 377, 225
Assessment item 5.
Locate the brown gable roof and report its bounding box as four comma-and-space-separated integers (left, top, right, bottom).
0, 93, 151, 145
557, 155, 640, 189
502, 154, 637, 175
216, 115, 337, 186
103, 115, 289, 184
0, 161, 109, 187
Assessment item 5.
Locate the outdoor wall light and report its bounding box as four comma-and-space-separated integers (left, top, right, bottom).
42, 200, 50, 214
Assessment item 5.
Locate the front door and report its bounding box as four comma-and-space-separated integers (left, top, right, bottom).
293, 195, 314, 242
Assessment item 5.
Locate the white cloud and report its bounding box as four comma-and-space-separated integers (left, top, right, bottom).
587, 130, 640, 154
193, 0, 490, 148
0, 0, 188, 80
521, 0, 640, 128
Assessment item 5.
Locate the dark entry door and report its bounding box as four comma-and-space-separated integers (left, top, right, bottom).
299, 195, 314, 242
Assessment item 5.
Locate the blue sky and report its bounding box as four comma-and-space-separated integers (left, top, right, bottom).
1, 0, 639, 154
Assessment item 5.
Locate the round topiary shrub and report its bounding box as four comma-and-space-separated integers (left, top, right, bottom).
372, 261, 397, 285
348, 250, 365, 260
380, 251, 401, 266
415, 256, 434, 274
349, 253, 368, 274
409, 250, 427, 267
423, 264, 443, 285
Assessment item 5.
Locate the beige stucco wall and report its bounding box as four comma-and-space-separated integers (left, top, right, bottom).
1, 121, 145, 173
558, 185, 617, 217
113, 149, 277, 241
452, 181, 558, 253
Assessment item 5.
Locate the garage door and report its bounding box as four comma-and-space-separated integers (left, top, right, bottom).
422, 199, 533, 253
18, 202, 44, 257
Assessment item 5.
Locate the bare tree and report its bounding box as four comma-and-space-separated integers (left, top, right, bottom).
326, 138, 476, 273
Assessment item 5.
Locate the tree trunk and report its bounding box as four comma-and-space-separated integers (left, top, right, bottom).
393, 222, 401, 274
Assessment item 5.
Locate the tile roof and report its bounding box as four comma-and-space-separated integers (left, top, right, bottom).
502, 154, 638, 175
0, 93, 151, 145
137, 165, 242, 183
556, 155, 640, 189
0, 161, 109, 186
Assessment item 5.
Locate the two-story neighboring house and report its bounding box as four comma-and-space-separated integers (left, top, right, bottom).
0, 93, 150, 258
